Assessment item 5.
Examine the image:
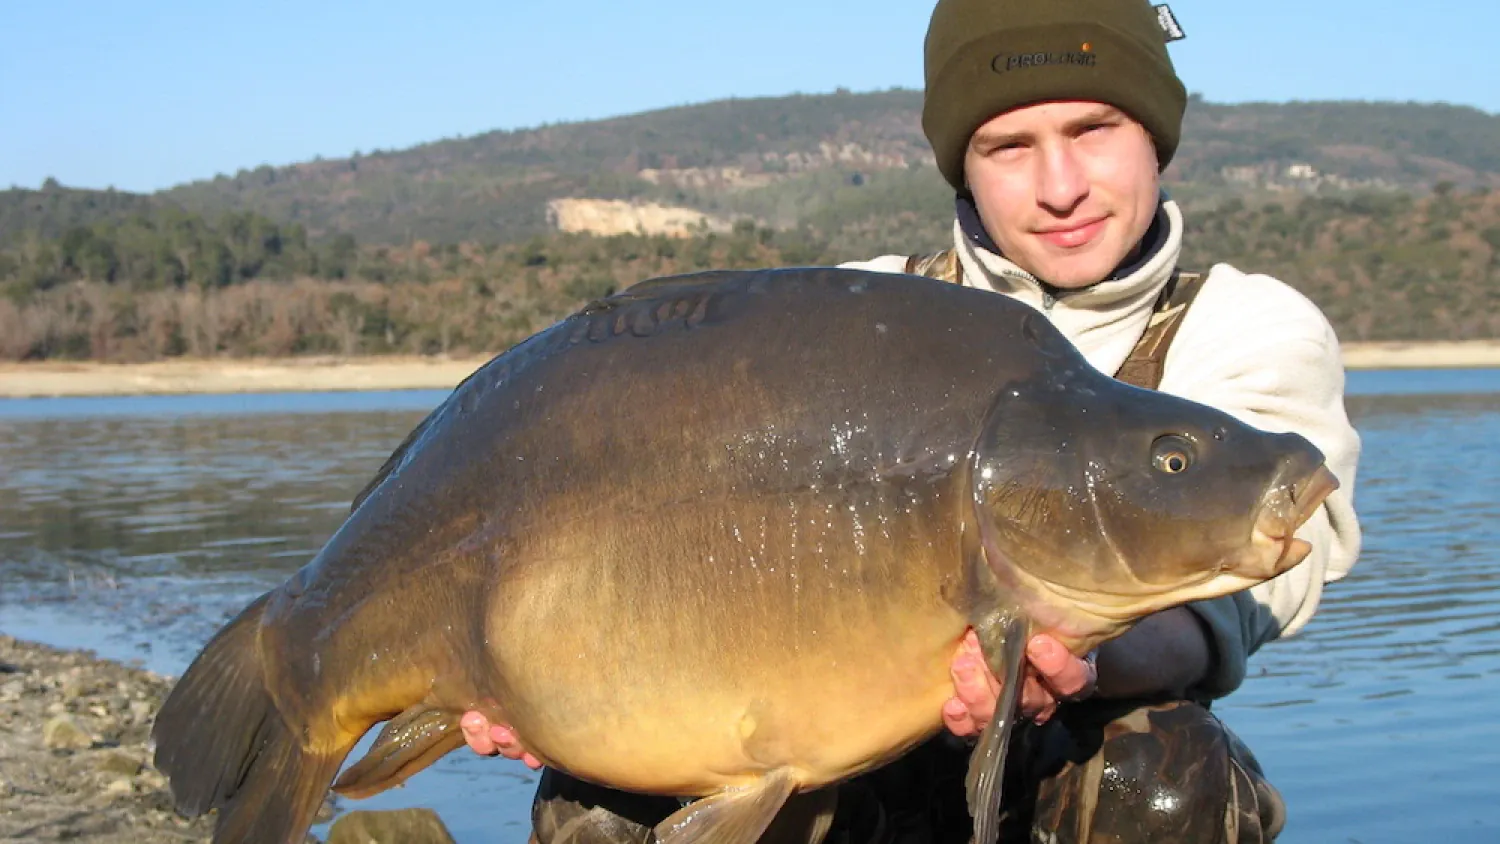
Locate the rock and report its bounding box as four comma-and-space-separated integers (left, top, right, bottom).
61, 678, 87, 701
0, 778, 12, 798
128, 699, 155, 724
94, 714, 122, 739
545, 197, 732, 238
103, 777, 135, 798
43, 714, 94, 751
326, 809, 458, 844
95, 749, 142, 777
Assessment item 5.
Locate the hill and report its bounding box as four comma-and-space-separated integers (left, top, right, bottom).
0, 181, 162, 248
6, 92, 1498, 252
140, 91, 1497, 246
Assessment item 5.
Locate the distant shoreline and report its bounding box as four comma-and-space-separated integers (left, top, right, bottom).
0, 342, 1497, 399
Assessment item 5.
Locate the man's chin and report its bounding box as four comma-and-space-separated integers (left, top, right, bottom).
1029, 258, 1113, 290
1023, 236, 1133, 289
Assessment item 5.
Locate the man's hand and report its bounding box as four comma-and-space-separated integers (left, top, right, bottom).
941, 629, 1097, 736
459, 711, 542, 770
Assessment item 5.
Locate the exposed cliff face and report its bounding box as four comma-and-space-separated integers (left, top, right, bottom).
545, 198, 732, 237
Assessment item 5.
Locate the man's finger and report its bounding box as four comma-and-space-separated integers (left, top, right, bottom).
942, 696, 979, 736
461, 711, 498, 755
951, 652, 998, 721
1027, 635, 1094, 699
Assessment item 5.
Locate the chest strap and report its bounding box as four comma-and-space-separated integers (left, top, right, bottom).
902, 249, 1204, 391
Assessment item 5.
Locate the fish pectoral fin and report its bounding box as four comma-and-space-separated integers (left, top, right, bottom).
653, 768, 797, 844
331, 705, 465, 800
965, 615, 1029, 844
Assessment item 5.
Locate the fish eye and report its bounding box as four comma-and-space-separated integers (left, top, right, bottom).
1151, 435, 1195, 474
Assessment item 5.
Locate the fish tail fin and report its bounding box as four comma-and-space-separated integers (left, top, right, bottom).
152, 592, 348, 844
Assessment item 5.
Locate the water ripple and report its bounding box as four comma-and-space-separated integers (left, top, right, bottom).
1, 374, 1497, 842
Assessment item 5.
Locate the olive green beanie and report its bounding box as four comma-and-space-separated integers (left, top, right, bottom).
922, 0, 1187, 189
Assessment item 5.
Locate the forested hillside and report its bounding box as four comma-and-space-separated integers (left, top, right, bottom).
2, 187, 1493, 361
3, 90, 1495, 360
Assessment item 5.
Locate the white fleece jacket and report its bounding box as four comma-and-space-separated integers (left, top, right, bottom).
842, 199, 1363, 699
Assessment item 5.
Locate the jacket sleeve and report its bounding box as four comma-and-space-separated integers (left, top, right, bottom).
1160, 266, 1363, 700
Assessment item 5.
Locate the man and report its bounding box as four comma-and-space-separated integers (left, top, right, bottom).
464, 1, 1362, 840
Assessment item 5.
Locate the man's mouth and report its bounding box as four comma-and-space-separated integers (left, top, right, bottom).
1035, 216, 1107, 249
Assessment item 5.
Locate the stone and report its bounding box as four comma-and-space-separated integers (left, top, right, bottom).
128, 699, 154, 724
95, 749, 142, 777
61, 678, 87, 701
326, 808, 458, 844
43, 714, 94, 751
103, 777, 135, 798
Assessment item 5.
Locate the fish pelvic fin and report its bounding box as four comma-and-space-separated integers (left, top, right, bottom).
761, 786, 838, 844
332, 705, 466, 799
152, 591, 349, 844
654, 768, 797, 844
965, 614, 1029, 844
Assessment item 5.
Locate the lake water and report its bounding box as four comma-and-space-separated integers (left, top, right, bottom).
2, 369, 1497, 843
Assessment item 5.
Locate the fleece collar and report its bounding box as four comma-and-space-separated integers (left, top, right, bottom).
950, 194, 1186, 375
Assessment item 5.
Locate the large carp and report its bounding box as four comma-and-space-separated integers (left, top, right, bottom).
152, 268, 1336, 844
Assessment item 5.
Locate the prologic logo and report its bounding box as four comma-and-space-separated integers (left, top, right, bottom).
990, 46, 1097, 75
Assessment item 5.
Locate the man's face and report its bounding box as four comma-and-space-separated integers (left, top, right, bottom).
962, 101, 1161, 290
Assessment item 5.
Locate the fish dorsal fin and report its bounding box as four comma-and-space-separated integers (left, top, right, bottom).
654, 768, 796, 844
351, 403, 442, 513
965, 615, 1029, 844
351, 357, 499, 513
352, 272, 741, 514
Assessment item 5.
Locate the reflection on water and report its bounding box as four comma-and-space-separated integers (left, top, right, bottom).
2, 372, 1498, 842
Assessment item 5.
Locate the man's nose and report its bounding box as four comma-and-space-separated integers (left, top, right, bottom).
1035, 143, 1088, 214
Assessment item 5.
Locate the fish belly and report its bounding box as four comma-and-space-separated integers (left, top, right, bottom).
487, 565, 966, 795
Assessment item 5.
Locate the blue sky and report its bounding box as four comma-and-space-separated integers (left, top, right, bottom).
3, 0, 1497, 193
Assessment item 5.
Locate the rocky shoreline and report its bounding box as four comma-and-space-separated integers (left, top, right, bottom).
0, 634, 216, 842
0, 634, 467, 843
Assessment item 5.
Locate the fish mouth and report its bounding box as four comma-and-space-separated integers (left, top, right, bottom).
1252, 464, 1340, 574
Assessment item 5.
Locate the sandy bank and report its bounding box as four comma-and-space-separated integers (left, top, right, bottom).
0, 342, 1496, 399
0, 355, 492, 399
1336, 340, 1500, 371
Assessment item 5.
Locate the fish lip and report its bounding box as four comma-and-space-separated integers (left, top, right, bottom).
1287, 464, 1339, 530
1253, 464, 1339, 566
